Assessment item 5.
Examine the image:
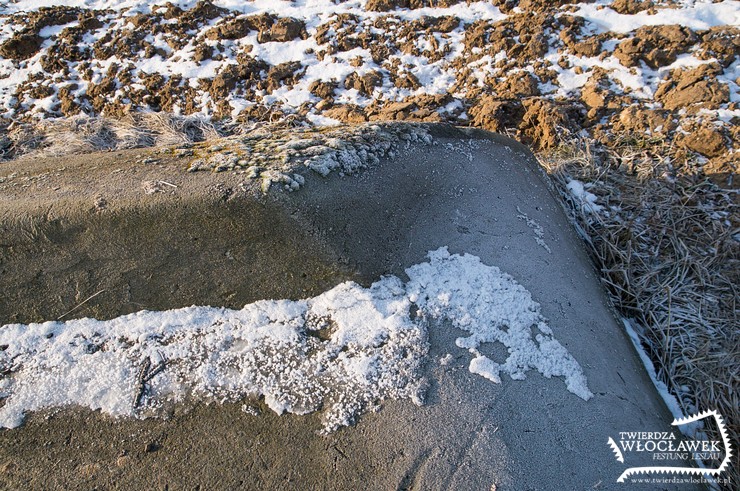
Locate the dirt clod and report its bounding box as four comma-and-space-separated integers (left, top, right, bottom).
322, 104, 368, 123
344, 71, 384, 96
615, 25, 698, 69
519, 98, 576, 150
610, 0, 654, 15
679, 127, 727, 158
654, 63, 730, 111
0, 33, 43, 60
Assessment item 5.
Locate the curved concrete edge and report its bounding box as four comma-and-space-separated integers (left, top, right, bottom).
0, 124, 702, 490
270, 126, 704, 489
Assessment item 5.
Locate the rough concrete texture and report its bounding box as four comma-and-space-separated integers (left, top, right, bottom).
0, 125, 701, 490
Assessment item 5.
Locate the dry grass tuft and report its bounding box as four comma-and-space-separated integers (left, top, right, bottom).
540, 136, 739, 489
0, 113, 313, 161
0, 114, 229, 160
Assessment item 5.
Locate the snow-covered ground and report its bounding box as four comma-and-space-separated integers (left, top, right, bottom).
0, 0, 737, 163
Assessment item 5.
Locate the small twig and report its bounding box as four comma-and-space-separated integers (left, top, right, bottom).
158, 180, 178, 188
57, 289, 106, 321
145, 355, 167, 382
132, 351, 167, 410
132, 358, 151, 410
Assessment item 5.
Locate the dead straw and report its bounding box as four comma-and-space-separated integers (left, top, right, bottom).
539, 136, 739, 489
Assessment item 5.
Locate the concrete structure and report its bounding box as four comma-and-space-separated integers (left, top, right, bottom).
0, 126, 701, 489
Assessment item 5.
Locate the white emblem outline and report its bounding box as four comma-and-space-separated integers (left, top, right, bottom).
607, 437, 624, 463
612, 409, 733, 483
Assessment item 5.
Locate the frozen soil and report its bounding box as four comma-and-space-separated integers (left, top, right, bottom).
0, 0, 737, 182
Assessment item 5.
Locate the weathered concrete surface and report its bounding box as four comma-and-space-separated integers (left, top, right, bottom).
0, 125, 701, 490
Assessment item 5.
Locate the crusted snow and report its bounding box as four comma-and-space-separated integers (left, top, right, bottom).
405, 248, 593, 401
0, 274, 427, 433
566, 179, 604, 215
0, 248, 591, 431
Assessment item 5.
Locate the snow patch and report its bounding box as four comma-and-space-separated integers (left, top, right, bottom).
574, 0, 740, 34
0, 278, 427, 433
406, 248, 593, 400
566, 179, 604, 215
0, 248, 592, 431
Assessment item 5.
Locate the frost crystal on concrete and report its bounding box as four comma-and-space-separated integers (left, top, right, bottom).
183, 123, 433, 191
